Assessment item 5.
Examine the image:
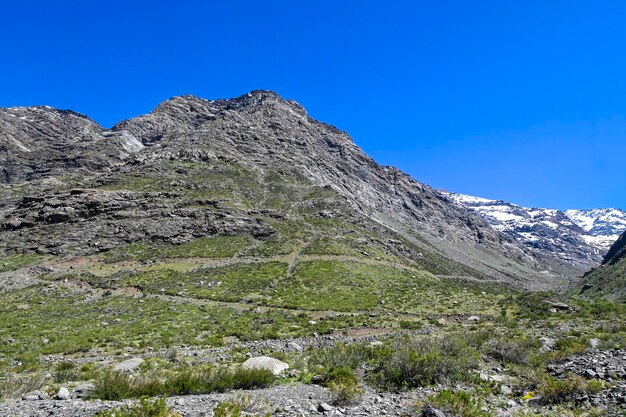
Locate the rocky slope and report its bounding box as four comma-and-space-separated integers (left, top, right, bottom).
0, 90, 578, 289
577, 231, 626, 302
443, 192, 626, 270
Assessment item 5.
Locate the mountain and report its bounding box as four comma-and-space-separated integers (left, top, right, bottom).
0, 91, 578, 292
3, 91, 626, 415
442, 192, 626, 270
564, 208, 626, 249
576, 231, 626, 302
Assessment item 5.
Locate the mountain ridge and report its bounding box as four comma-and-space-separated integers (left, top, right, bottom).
0, 90, 588, 290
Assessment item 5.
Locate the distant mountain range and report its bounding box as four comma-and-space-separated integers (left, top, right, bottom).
442, 192, 626, 268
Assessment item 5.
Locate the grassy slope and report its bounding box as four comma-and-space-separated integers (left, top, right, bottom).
0, 158, 501, 369
574, 257, 626, 302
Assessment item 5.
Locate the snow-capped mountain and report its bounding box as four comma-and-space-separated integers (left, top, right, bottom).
442, 192, 626, 268
564, 208, 626, 249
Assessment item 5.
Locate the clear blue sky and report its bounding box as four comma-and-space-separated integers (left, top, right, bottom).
1, 1, 625, 210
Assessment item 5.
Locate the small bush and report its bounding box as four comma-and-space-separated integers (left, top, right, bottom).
423, 389, 491, 417
548, 337, 587, 361
325, 367, 363, 405
213, 401, 241, 417
309, 334, 480, 392
309, 342, 379, 370
538, 374, 606, 405
369, 336, 479, 391
92, 370, 149, 400
482, 337, 538, 365
95, 398, 179, 417
54, 361, 79, 383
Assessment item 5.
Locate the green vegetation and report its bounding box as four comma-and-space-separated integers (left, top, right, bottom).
96, 398, 180, 417
0, 253, 44, 272
574, 259, 626, 303
538, 374, 606, 405
91, 366, 274, 400
422, 389, 491, 417
324, 366, 363, 405
310, 334, 482, 392
104, 235, 252, 263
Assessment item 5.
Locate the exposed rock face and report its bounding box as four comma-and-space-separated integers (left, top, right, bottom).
0, 90, 584, 288
0, 106, 139, 184
1, 188, 273, 255
603, 231, 626, 266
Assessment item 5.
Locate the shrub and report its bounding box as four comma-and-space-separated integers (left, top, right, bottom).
482, 337, 538, 365
95, 398, 179, 417
369, 336, 479, 391
213, 401, 241, 417
213, 396, 270, 417
91, 371, 127, 400
309, 334, 480, 392
90, 366, 275, 400
325, 367, 363, 405
422, 389, 491, 417
538, 374, 606, 405
54, 361, 79, 383
547, 337, 587, 361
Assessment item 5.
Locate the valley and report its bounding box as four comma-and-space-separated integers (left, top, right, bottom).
0, 91, 625, 416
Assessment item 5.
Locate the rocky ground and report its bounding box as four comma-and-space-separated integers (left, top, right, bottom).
2, 333, 624, 417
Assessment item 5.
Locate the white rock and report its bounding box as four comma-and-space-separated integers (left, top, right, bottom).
467, 315, 480, 322
241, 356, 289, 375
55, 387, 70, 400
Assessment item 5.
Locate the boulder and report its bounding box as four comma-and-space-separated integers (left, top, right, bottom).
241, 356, 289, 375
55, 387, 70, 400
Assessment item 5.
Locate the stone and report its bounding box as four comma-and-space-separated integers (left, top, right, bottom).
55, 387, 70, 400
73, 383, 94, 397
369, 341, 384, 347
318, 402, 333, 412
288, 341, 304, 352
113, 357, 144, 372
437, 318, 446, 326
540, 336, 555, 353
589, 338, 601, 349
241, 356, 289, 375
500, 384, 513, 395
22, 391, 42, 401
467, 315, 480, 322
421, 406, 447, 417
